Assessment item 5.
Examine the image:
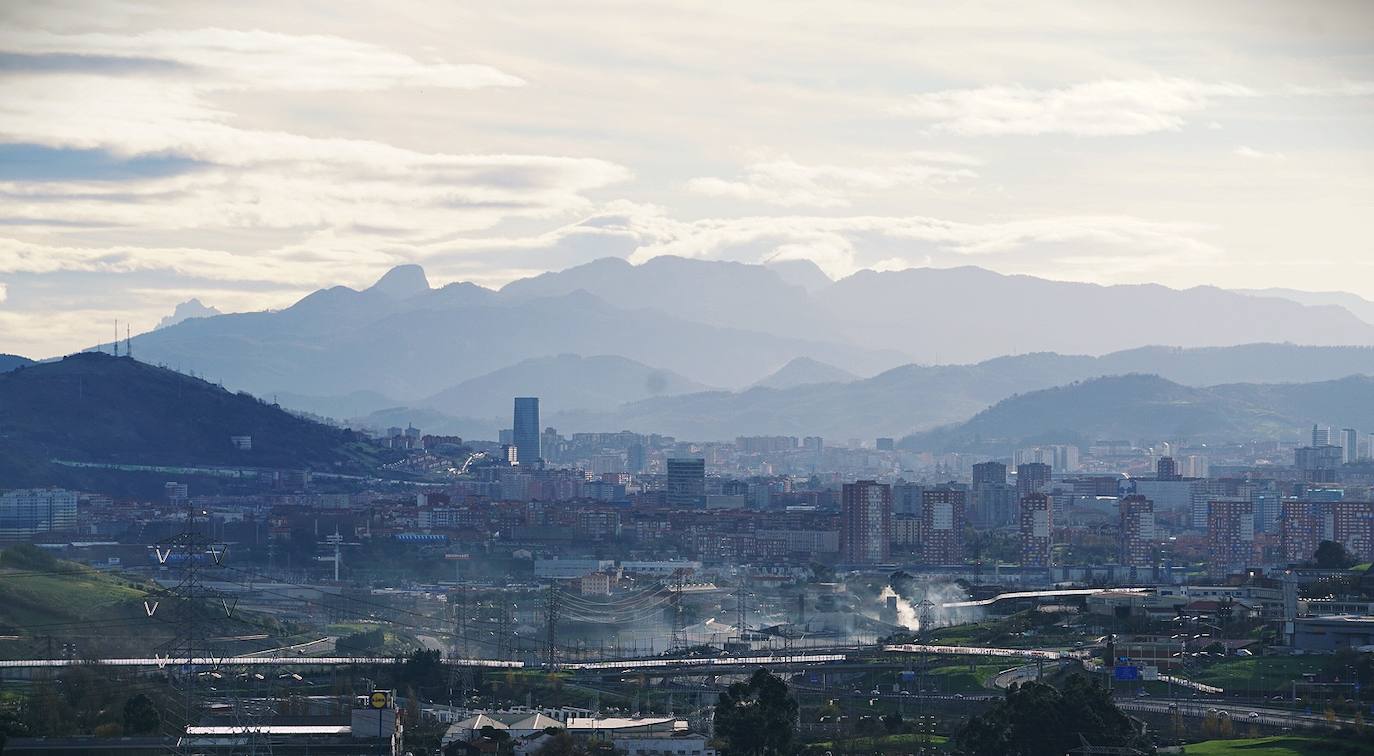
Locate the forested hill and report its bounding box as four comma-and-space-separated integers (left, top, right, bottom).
0, 352, 394, 485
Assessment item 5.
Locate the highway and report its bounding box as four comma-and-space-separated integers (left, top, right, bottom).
1118, 698, 1359, 729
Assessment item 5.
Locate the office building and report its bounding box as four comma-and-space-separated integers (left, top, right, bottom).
1342, 428, 1360, 464
1207, 499, 1254, 577
1295, 444, 1344, 483
0, 488, 78, 538
1155, 456, 1179, 481
1118, 495, 1155, 567
164, 481, 189, 505
665, 458, 706, 507
972, 461, 1007, 491
875, 437, 894, 452
626, 443, 647, 474
1016, 462, 1051, 499
1019, 493, 1052, 567
840, 480, 892, 565
1332, 501, 1374, 562
1281, 499, 1325, 564
1312, 425, 1331, 447
512, 397, 541, 465
920, 487, 966, 565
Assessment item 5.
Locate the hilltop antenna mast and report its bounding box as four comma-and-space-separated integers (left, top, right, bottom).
126, 323, 132, 360
113, 319, 119, 356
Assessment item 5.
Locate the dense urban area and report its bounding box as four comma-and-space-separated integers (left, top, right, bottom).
1, 347, 1372, 756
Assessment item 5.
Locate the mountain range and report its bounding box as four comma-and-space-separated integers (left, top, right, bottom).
124, 263, 900, 399
120, 258, 1374, 403
338, 343, 1374, 442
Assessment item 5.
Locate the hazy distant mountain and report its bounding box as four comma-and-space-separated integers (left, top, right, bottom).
568, 343, 1374, 440
765, 258, 834, 293
0, 354, 33, 373
500, 256, 838, 342
122, 258, 1374, 405
1236, 288, 1374, 327
422, 354, 709, 419
128, 266, 901, 399
816, 267, 1374, 363
752, 357, 858, 389
900, 373, 1374, 451
155, 298, 223, 329
351, 405, 493, 441
272, 389, 402, 422
500, 257, 1374, 362
0, 353, 396, 486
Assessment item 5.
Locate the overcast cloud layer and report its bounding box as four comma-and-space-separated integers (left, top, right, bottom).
1, 0, 1372, 358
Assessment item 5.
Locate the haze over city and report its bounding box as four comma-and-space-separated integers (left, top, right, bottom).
2, 3, 1374, 756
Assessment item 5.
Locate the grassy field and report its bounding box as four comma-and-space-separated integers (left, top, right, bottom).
0, 546, 314, 659
1189, 657, 1330, 693
0, 549, 155, 658
807, 732, 949, 751
925, 661, 1007, 692
1181, 737, 1374, 756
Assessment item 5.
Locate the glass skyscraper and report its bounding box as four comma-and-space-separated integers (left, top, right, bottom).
513, 397, 540, 464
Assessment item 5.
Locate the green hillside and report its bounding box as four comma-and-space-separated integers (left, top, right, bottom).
0, 545, 307, 659
0, 352, 399, 485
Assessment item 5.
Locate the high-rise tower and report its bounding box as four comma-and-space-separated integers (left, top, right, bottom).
513, 397, 541, 465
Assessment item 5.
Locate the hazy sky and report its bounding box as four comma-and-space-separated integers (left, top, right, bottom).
2, 0, 1373, 358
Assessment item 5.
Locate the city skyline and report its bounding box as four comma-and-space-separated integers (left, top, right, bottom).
2, 1, 1374, 357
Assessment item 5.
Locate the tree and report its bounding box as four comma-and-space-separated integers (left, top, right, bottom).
122, 693, 161, 735
1314, 540, 1357, 569
395, 648, 445, 697
713, 669, 798, 756
955, 676, 1152, 756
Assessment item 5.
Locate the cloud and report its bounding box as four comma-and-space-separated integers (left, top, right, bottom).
0, 28, 523, 91
1234, 145, 1285, 160
685, 153, 979, 208
0, 27, 627, 247
0, 281, 6, 303
893, 78, 1256, 136
1289, 81, 1374, 96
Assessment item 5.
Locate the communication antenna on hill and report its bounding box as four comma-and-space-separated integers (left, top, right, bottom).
126, 323, 132, 360
113, 319, 119, 357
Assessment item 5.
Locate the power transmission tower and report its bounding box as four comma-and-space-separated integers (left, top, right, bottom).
734, 578, 750, 647
544, 583, 561, 667
496, 600, 512, 661
152, 496, 226, 755
448, 589, 473, 708
669, 571, 688, 653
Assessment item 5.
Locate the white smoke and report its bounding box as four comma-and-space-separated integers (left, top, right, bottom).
878, 585, 920, 630
881, 578, 985, 632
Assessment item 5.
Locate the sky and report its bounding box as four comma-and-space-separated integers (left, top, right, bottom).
1, 0, 1372, 358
